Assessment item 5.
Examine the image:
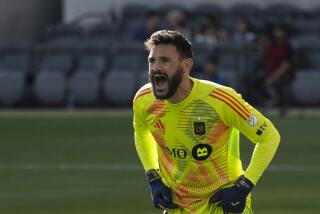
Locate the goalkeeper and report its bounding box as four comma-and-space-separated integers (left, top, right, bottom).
133, 30, 280, 214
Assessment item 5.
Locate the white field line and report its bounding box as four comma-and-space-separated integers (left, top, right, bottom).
0, 163, 141, 171
0, 163, 320, 172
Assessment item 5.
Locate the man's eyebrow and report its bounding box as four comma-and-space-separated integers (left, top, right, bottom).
148, 56, 171, 59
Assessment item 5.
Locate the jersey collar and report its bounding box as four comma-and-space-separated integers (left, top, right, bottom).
165, 77, 198, 108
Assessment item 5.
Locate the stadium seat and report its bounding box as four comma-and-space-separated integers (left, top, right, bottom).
120, 3, 151, 34
191, 3, 224, 29
0, 42, 34, 73
228, 2, 261, 17
296, 40, 320, 69
46, 23, 83, 39
85, 23, 118, 44
102, 70, 136, 106
121, 3, 150, 18
69, 72, 100, 106
110, 42, 146, 70
45, 23, 83, 49
37, 45, 75, 74
263, 3, 302, 23
311, 6, 320, 19
292, 19, 320, 36
225, 3, 263, 30
77, 54, 106, 72
292, 70, 320, 105
33, 71, 66, 105
76, 42, 109, 73
0, 71, 26, 106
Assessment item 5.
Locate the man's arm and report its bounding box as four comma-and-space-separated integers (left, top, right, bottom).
209, 86, 280, 213
133, 101, 159, 172
244, 128, 280, 184
212, 86, 281, 184
133, 99, 178, 210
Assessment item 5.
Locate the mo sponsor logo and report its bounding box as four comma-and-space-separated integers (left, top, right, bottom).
159, 145, 187, 159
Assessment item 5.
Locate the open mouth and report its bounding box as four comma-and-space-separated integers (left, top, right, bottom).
153, 74, 168, 90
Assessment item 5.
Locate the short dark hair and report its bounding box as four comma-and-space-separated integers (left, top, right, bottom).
144, 30, 193, 59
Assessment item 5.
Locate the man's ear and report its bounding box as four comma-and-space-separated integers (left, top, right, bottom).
182, 58, 193, 73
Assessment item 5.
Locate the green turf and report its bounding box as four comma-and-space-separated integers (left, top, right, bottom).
0, 111, 319, 213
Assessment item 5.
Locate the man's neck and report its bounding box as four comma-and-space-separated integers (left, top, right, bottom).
168, 77, 193, 104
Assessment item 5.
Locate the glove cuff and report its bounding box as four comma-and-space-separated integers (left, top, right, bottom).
146, 169, 161, 184
234, 175, 254, 195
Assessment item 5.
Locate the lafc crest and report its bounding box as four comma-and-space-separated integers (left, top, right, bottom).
193, 121, 206, 136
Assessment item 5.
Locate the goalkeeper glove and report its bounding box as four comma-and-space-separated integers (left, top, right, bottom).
209, 175, 254, 213
146, 169, 178, 210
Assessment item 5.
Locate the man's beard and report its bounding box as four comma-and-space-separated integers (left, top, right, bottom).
150, 66, 183, 100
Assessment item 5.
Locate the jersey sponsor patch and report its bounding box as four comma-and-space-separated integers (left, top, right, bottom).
192, 144, 212, 161
256, 121, 267, 135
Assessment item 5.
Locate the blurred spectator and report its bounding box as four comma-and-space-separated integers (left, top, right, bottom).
131, 11, 161, 42
233, 19, 256, 43
197, 56, 228, 86
216, 27, 230, 43
166, 10, 192, 39
264, 24, 295, 116
246, 24, 295, 115
194, 17, 219, 46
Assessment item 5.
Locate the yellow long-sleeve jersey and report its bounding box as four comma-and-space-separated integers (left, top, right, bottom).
133, 77, 280, 211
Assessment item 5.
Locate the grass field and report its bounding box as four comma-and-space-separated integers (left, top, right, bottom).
0, 110, 319, 214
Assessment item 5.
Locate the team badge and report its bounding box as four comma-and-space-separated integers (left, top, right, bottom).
193, 121, 206, 136
192, 144, 212, 161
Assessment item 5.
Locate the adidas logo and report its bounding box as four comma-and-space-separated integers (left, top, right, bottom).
154, 119, 165, 130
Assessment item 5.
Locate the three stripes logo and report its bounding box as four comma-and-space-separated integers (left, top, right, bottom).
209, 88, 250, 120
154, 119, 165, 130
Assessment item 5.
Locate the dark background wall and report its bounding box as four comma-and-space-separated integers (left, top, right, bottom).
0, 0, 61, 42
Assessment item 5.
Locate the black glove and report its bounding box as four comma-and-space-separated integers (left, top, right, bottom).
209, 175, 254, 213
146, 169, 179, 210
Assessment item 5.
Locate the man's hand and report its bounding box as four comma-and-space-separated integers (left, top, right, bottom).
209, 175, 254, 213
146, 169, 179, 210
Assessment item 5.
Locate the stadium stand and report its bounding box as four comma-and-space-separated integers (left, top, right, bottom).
0, 1, 320, 108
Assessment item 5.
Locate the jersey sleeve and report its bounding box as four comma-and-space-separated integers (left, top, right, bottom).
210, 86, 281, 185
133, 96, 159, 173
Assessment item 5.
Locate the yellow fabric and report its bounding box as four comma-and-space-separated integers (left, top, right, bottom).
133, 77, 280, 212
